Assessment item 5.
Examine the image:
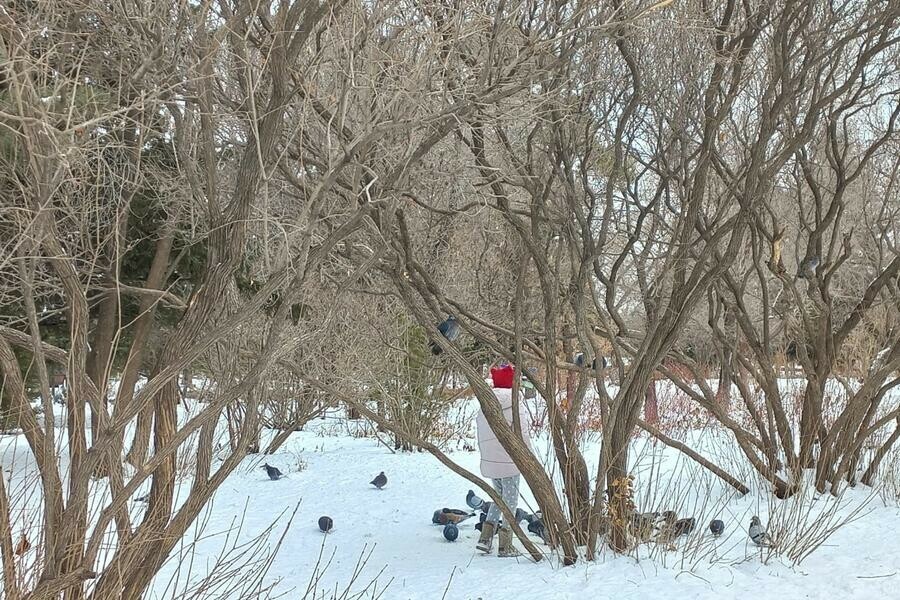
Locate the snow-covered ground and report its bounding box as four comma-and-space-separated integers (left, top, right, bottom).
3, 383, 900, 600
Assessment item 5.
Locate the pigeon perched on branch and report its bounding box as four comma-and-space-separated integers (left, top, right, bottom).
797, 256, 820, 279
261, 463, 283, 481
430, 316, 460, 355
370, 471, 387, 489
749, 516, 772, 547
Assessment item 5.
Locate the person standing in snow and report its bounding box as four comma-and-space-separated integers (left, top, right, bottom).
475, 363, 533, 557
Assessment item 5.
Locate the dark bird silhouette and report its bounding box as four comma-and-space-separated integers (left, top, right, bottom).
476, 511, 504, 532
797, 255, 820, 279
370, 471, 387, 489
749, 516, 772, 547
527, 517, 548, 542
709, 519, 725, 537
575, 353, 607, 369
261, 463, 283, 481
515, 508, 530, 523
443, 522, 459, 541
430, 316, 460, 355
673, 517, 696, 537
318, 516, 334, 533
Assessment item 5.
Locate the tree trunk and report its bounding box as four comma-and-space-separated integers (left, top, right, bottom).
119, 234, 174, 467
644, 379, 659, 425
861, 417, 900, 486
86, 291, 117, 442
606, 447, 630, 553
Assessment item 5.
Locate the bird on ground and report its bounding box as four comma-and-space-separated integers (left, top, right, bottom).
630, 511, 659, 542
370, 471, 387, 489
261, 463, 283, 481
466, 489, 485, 510
527, 517, 549, 542
432, 508, 475, 525
797, 255, 820, 279
673, 517, 696, 536
430, 315, 461, 355
749, 516, 773, 547
656, 511, 693, 545
318, 516, 334, 533
709, 519, 725, 537
443, 523, 459, 541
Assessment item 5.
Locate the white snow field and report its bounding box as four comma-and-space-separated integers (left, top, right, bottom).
2, 380, 900, 599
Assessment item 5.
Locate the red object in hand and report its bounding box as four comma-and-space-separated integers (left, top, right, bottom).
490, 364, 515, 389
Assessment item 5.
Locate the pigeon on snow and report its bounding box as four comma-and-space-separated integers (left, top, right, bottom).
709, 519, 725, 536
318, 516, 334, 533
749, 516, 772, 547
370, 471, 388, 489
433, 508, 475, 525
466, 489, 485, 510
261, 463, 284, 481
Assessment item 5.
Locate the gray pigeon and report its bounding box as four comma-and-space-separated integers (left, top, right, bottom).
430, 316, 460, 355
466, 489, 485, 510
370, 471, 387, 489
797, 255, 820, 279
749, 516, 772, 547
709, 519, 725, 536
261, 463, 283, 480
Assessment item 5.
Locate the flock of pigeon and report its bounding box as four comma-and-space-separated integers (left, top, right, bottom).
257, 463, 387, 533
431, 491, 774, 549
628, 509, 772, 548
257, 463, 771, 550
430, 490, 548, 544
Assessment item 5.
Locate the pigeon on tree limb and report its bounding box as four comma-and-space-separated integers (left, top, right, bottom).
370, 471, 387, 489
749, 516, 773, 547
797, 255, 820, 279
430, 315, 460, 355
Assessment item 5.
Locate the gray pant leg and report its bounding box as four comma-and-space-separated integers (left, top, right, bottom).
486, 476, 520, 526
486, 478, 504, 525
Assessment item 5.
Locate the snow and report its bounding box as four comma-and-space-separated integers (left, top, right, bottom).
3, 384, 900, 599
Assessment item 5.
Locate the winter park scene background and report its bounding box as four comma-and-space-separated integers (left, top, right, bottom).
1, 1, 900, 599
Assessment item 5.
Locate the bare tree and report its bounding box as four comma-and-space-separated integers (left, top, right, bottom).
367, 0, 900, 558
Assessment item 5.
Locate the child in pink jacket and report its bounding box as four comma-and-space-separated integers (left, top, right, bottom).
475, 365, 533, 557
